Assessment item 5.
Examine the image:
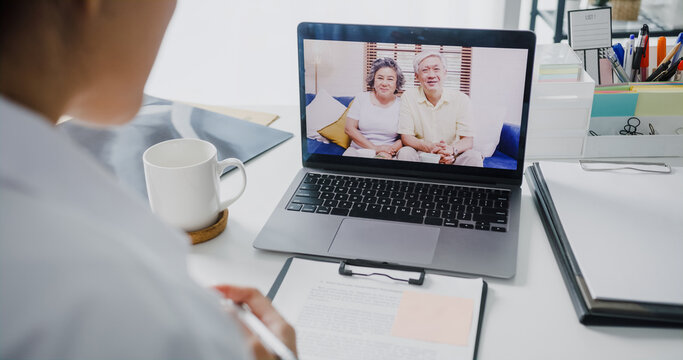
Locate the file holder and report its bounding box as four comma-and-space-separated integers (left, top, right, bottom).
338, 259, 426, 285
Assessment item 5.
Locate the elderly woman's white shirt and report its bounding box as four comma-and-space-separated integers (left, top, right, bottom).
0, 96, 251, 360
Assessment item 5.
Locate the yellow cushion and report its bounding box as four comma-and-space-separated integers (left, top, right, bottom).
317, 100, 354, 149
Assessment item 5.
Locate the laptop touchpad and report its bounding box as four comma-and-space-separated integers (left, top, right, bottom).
328, 218, 439, 265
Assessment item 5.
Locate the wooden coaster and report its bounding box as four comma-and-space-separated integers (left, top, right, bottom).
188, 209, 228, 245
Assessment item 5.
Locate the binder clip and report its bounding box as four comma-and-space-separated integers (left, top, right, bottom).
338, 259, 425, 285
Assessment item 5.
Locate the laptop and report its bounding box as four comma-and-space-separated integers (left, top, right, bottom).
254, 23, 535, 278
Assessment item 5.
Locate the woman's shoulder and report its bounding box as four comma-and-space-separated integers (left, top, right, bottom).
348, 92, 372, 109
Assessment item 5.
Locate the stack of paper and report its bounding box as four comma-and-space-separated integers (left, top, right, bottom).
537, 43, 583, 82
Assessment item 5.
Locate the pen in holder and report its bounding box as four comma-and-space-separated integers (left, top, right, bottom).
606, 48, 630, 83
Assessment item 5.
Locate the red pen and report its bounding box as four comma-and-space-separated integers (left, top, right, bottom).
641, 35, 649, 81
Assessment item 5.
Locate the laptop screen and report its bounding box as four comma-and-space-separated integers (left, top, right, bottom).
298, 23, 535, 185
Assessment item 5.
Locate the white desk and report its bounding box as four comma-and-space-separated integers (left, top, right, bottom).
190, 105, 683, 359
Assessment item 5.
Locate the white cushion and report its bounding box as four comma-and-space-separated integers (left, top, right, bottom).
305, 89, 347, 143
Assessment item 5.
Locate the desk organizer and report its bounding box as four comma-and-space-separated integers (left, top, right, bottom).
527, 68, 595, 158
584, 83, 683, 158
188, 209, 228, 245
585, 116, 683, 157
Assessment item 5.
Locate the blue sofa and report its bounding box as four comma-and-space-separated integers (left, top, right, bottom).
305, 93, 519, 169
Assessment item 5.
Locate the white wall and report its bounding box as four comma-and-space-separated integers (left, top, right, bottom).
303, 40, 365, 97
145, 0, 515, 107
470, 47, 529, 157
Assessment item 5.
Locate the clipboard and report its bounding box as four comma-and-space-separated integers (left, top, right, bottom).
268, 257, 488, 360
525, 163, 683, 327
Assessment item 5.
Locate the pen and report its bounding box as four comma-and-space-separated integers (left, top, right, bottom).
631, 25, 648, 81
675, 60, 683, 81
656, 36, 666, 65
221, 299, 299, 360
672, 32, 683, 63
659, 42, 681, 67
606, 47, 630, 83
624, 34, 635, 81
612, 43, 625, 66
646, 59, 670, 81
640, 35, 649, 81
652, 57, 683, 82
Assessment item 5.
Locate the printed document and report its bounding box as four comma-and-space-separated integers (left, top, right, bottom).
271, 258, 485, 360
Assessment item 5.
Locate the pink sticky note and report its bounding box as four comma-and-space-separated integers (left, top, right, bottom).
390, 291, 474, 346
599, 58, 614, 85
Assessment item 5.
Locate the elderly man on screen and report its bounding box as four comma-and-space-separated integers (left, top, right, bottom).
396, 51, 483, 167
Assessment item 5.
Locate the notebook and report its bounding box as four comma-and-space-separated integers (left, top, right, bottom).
526, 161, 683, 327
254, 23, 536, 278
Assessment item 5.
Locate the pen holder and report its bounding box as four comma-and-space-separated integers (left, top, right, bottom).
611, 0, 641, 21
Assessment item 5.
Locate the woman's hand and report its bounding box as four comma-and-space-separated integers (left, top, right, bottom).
374, 145, 396, 156
214, 285, 297, 360
376, 151, 393, 159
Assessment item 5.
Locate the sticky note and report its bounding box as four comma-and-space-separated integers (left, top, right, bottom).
591, 93, 638, 117
635, 92, 683, 116
598, 58, 613, 85
390, 291, 474, 346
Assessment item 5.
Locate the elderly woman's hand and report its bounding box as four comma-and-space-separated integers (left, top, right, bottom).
422, 140, 440, 154
375, 145, 396, 156
376, 151, 393, 159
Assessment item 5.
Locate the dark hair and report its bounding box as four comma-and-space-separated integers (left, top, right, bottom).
0, 1, 76, 58
366, 57, 405, 94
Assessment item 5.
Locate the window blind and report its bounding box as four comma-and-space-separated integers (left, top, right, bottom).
365, 43, 471, 96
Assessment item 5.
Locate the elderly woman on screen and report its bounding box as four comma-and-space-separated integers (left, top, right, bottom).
343, 57, 404, 159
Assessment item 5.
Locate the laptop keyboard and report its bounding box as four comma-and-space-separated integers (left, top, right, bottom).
286, 173, 509, 232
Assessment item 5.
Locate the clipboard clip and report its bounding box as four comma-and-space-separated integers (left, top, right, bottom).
338, 259, 425, 285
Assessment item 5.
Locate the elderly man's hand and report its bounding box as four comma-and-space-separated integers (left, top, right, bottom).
439, 155, 455, 164
435, 141, 453, 154
422, 140, 440, 154
435, 141, 456, 164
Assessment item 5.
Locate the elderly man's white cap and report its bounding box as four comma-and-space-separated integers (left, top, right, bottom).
412, 51, 448, 73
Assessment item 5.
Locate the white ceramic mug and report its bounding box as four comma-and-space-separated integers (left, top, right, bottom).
143, 138, 246, 232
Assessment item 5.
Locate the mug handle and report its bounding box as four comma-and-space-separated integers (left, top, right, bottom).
216, 158, 247, 209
